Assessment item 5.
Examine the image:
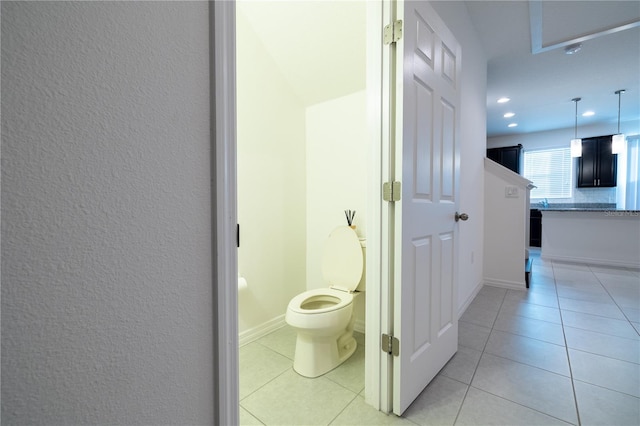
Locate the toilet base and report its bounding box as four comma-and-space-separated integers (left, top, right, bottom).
292, 330, 357, 378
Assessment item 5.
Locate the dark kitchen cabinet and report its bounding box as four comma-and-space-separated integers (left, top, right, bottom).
529, 209, 542, 247
487, 144, 522, 174
577, 135, 617, 187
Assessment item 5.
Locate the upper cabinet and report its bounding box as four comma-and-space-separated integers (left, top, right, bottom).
577, 135, 617, 188
487, 144, 522, 174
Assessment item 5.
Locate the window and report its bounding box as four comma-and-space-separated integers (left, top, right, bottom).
523, 147, 573, 199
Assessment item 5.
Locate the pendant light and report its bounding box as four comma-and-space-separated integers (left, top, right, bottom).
570, 97, 582, 158
612, 89, 625, 154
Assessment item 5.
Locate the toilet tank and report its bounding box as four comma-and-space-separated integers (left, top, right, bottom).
356, 238, 366, 292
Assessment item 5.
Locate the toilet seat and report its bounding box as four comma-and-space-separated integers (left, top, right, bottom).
288, 227, 363, 316
287, 288, 353, 315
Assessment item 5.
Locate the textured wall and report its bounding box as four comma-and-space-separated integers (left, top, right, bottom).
1, 2, 214, 424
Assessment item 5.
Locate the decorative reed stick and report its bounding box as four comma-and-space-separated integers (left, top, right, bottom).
344, 210, 356, 226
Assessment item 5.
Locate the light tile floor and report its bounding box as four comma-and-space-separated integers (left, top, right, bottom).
240, 253, 640, 425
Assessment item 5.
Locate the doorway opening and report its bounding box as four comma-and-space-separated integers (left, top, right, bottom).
235, 1, 377, 423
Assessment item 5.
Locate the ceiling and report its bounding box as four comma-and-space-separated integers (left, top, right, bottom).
238, 1, 639, 138
465, 0, 640, 137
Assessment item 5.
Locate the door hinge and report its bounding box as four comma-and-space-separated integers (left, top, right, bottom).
383, 181, 401, 202
382, 333, 400, 356
383, 20, 403, 45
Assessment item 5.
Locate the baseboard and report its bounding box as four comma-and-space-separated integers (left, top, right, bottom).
483, 277, 526, 291
458, 280, 484, 319
239, 314, 286, 347
541, 254, 640, 270
354, 318, 366, 334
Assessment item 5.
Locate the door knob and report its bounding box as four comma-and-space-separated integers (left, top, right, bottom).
455, 212, 469, 222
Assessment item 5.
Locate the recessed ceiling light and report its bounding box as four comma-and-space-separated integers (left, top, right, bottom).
497, 97, 510, 103
582, 111, 595, 117
508, 123, 518, 128
503, 112, 515, 118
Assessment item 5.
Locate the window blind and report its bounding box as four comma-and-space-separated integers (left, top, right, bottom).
523, 147, 572, 199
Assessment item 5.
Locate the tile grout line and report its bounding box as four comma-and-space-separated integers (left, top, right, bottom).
239, 366, 292, 410
571, 376, 640, 400
326, 391, 361, 426
464, 384, 580, 426
557, 265, 640, 366
451, 287, 509, 425
587, 264, 640, 334
244, 331, 366, 426
478, 350, 573, 378
239, 334, 298, 424
490, 323, 567, 348
551, 260, 582, 426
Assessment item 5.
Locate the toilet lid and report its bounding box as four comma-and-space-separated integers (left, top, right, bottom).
322, 226, 363, 291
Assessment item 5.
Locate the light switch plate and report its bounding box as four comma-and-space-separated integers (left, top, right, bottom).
505, 186, 519, 198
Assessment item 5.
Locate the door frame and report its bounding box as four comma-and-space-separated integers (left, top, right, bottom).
365, 0, 389, 415
211, 1, 239, 425
373, 0, 396, 414
212, 1, 389, 424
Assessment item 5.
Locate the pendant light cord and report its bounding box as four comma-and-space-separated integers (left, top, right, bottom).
572, 97, 581, 139
615, 89, 624, 134
575, 100, 578, 139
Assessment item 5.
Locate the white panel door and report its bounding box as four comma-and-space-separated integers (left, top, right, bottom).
392, 0, 461, 415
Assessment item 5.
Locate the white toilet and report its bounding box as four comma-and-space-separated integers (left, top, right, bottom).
285, 226, 365, 378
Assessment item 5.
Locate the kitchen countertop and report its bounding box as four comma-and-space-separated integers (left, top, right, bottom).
541, 208, 640, 213
532, 203, 639, 213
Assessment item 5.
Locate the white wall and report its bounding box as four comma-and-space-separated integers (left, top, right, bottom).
431, 1, 488, 313
306, 90, 368, 326
1, 2, 213, 424
484, 160, 531, 288
487, 119, 640, 204
236, 8, 307, 339
306, 90, 368, 289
